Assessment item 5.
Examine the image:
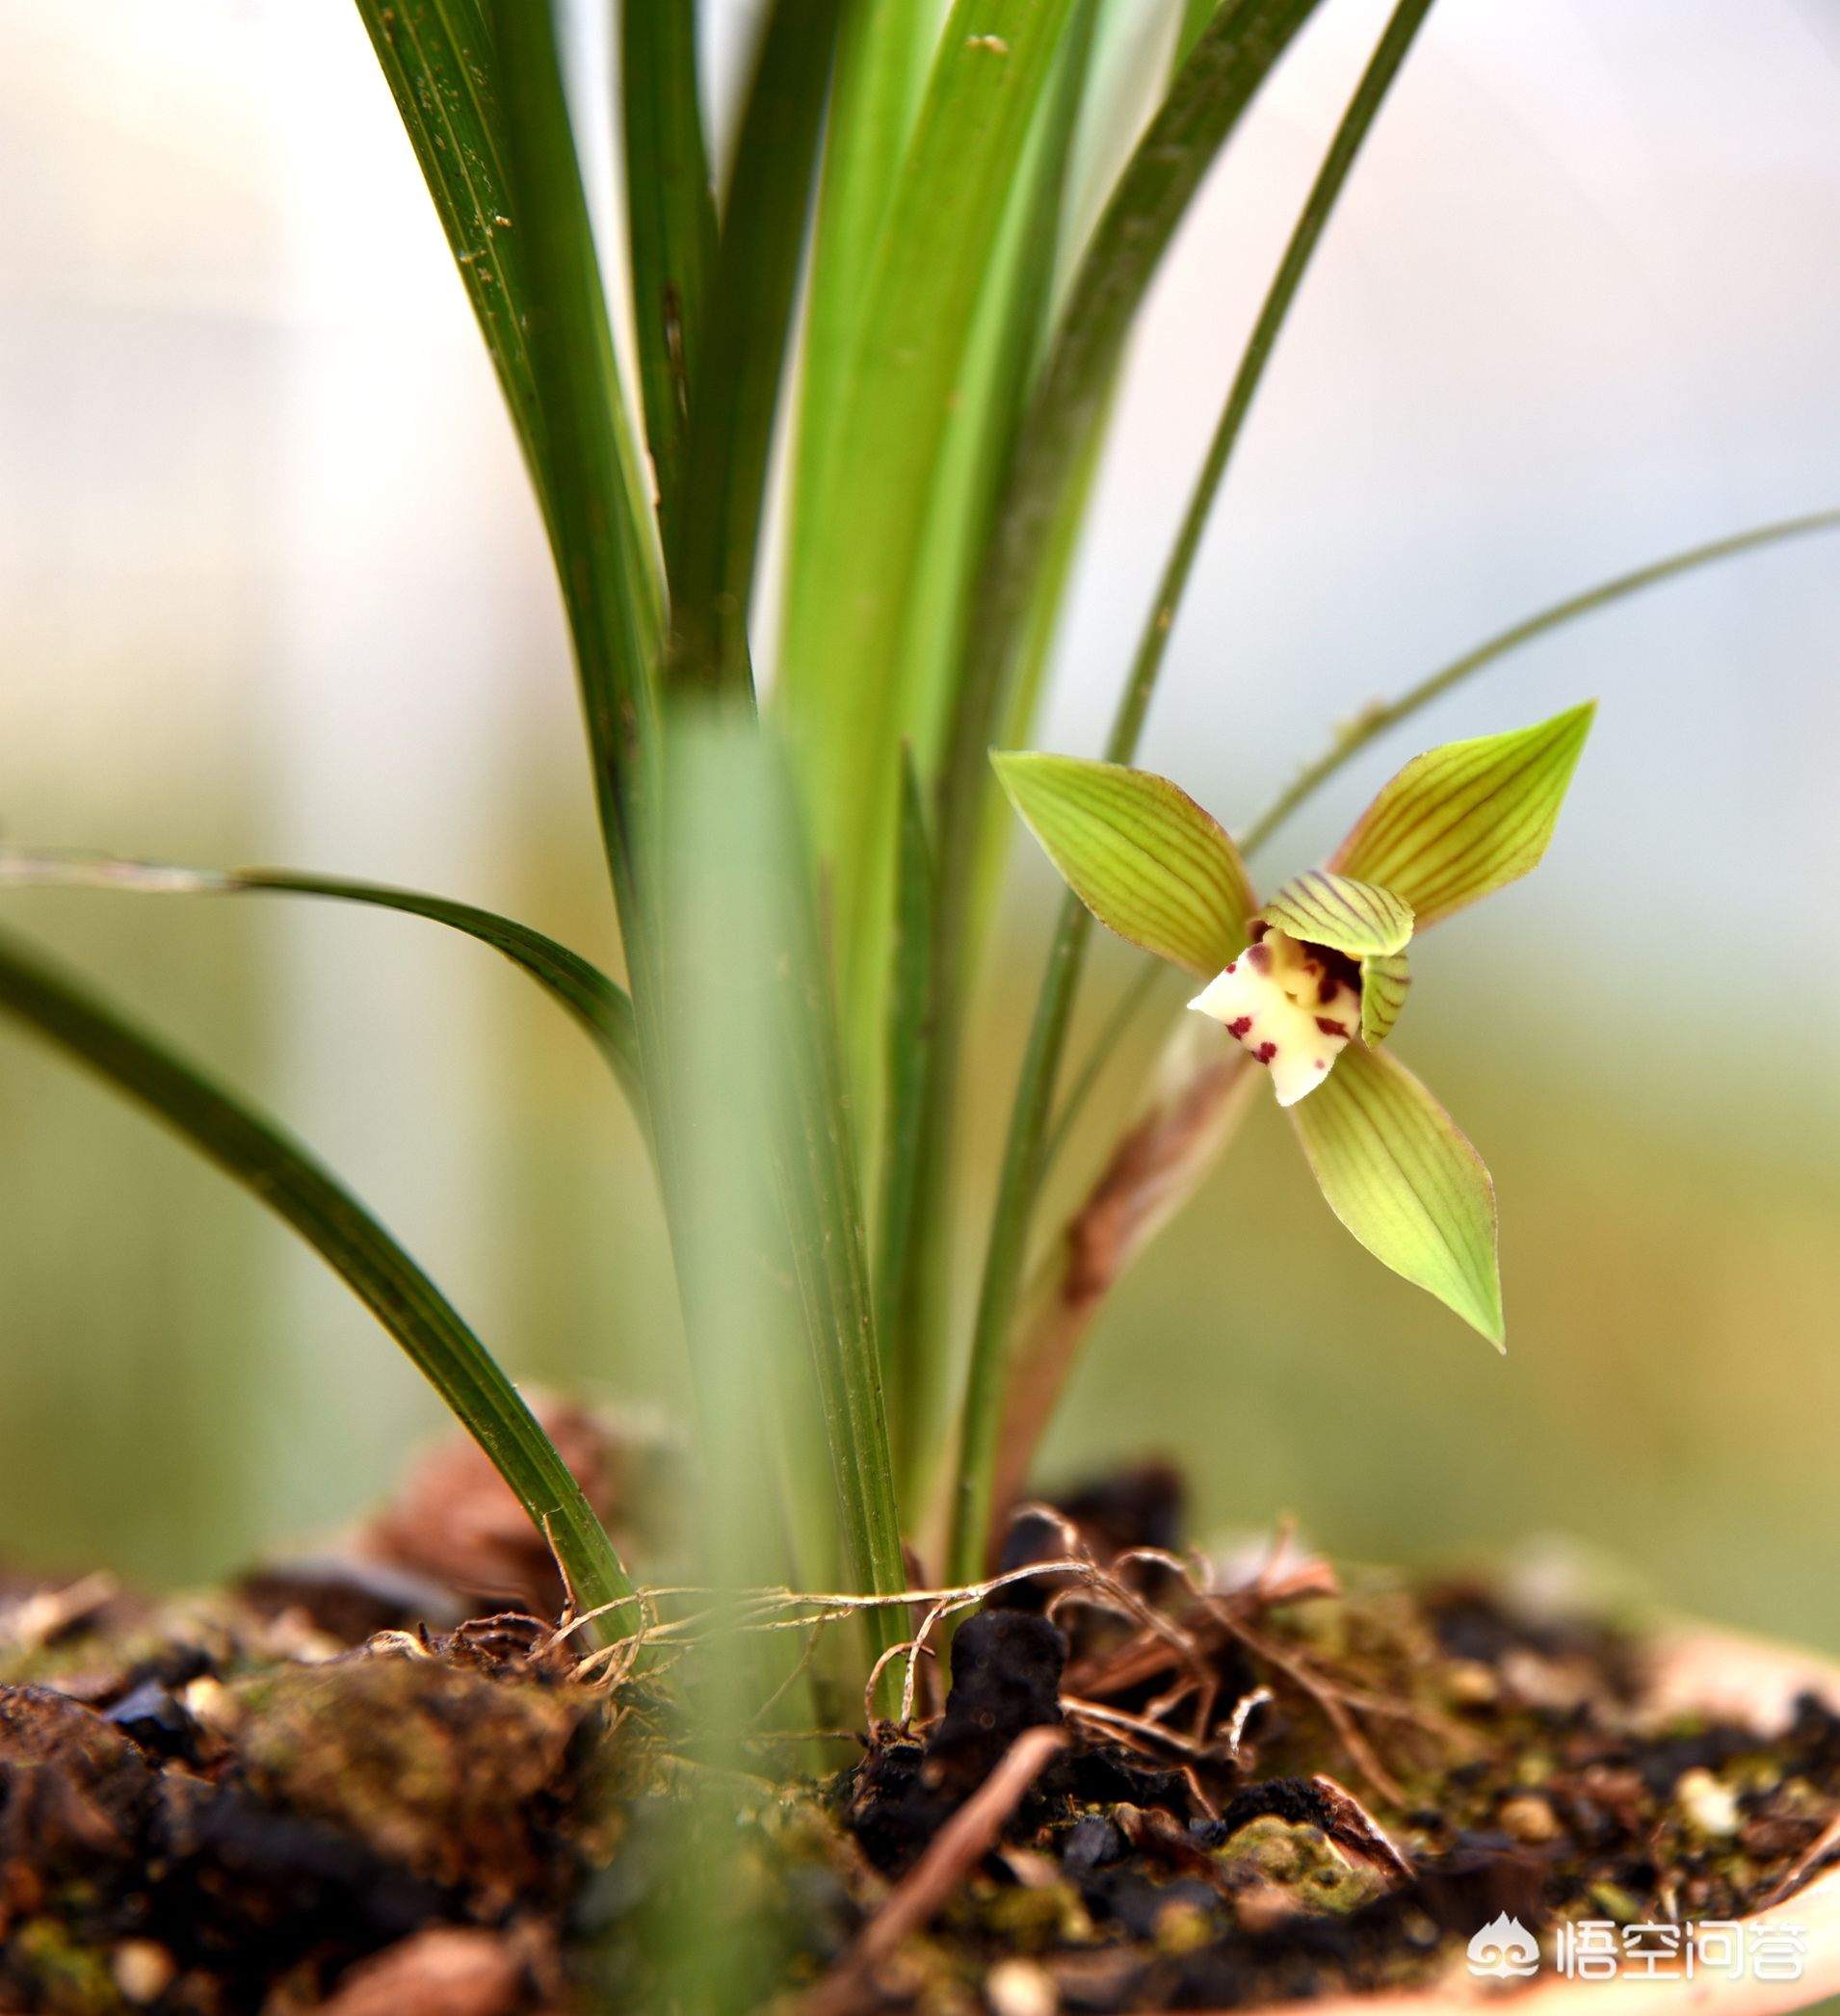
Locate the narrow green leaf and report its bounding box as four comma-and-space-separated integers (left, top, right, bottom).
0, 927, 636, 1628
779, 0, 1082, 1027
994, 752, 1254, 979
789, 0, 936, 589
1359, 948, 1410, 1045
868, 14, 1103, 1523
669, 0, 846, 697
898, 0, 1101, 776
1289, 1040, 1503, 1348
490, 0, 664, 922
874, 749, 936, 1496
1239, 509, 1840, 860
362, 0, 670, 1150
622, 0, 719, 559
1330, 702, 1594, 928
1174, 0, 1221, 67
766, 769, 907, 1625
355, 1, 546, 500
0, 851, 644, 1118
661, 720, 907, 1648
933, 0, 1327, 940
661, 720, 844, 1608
948, 897, 1093, 1584
957, 367, 1116, 1005
1259, 868, 1413, 957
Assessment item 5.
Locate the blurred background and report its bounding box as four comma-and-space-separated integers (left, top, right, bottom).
1, 0, 1836, 1657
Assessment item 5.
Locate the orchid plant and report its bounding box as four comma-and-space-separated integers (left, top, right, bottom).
995, 701, 1594, 1348
0, 0, 1831, 1695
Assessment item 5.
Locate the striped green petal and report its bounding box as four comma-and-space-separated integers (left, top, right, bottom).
993, 751, 1254, 978
1330, 703, 1596, 928
1288, 1040, 1504, 1348
1258, 867, 1413, 956
1360, 948, 1410, 1044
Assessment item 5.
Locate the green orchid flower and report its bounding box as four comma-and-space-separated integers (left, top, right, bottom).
993, 701, 1595, 1348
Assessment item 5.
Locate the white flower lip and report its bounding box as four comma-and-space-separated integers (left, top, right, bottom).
1188, 928, 1360, 1107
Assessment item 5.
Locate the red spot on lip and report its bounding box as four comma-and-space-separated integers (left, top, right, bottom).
1226, 1016, 1252, 1038
1313, 1059, 1326, 1070
1256, 1041, 1277, 1062
1315, 1016, 1349, 1037
1224, 961, 1237, 974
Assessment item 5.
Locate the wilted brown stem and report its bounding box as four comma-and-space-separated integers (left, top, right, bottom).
991, 1031, 1256, 1523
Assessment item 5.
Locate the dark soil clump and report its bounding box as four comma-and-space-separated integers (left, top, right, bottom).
3, 1467, 1838, 2013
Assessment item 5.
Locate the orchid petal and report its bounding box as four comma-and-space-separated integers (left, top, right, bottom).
1189, 934, 1358, 1105
1258, 867, 1412, 956
1359, 948, 1410, 1045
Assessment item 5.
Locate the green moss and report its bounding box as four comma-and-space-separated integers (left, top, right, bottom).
232, 1655, 589, 1902
7, 1919, 123, 2016
1217, 1816, 1385, 1914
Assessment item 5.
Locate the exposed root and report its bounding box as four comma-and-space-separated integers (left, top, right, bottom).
507, 1524, 1448, 1810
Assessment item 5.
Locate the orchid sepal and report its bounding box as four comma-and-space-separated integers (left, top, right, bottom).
1330, 702, 1595, 928
992, 750, 1254, 978
1287, 1039, 1504, 1348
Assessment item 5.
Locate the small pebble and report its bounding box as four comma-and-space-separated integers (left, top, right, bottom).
1676, 1767, 1742, 1837
1445, 1659, 1499, 1707
1154, 1896, 1213, 1954
112, 1942, 177, 2005
181, 1674, 241, 1734
1499, 1793, 1563, 1845
986, 1956, 1058, 2016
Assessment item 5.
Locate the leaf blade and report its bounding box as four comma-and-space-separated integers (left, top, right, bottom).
622, 0, 719, 560
932, 0, 1328, 924
669, 0, 846, 697
1238, 510, 1840, 861
788, 0, 936, 594
1289, 1040, 1503, 1347
660, 720, 907, 1674
0, 851, 644, 1117
355, 1, 546, 492
490, 0, 664, 905
994, 752, 1255, 979
0, 927, 636, 1625
1330, 702, 1595, 927
874, 749, 937, 1496
779, 0, 1082, 1023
